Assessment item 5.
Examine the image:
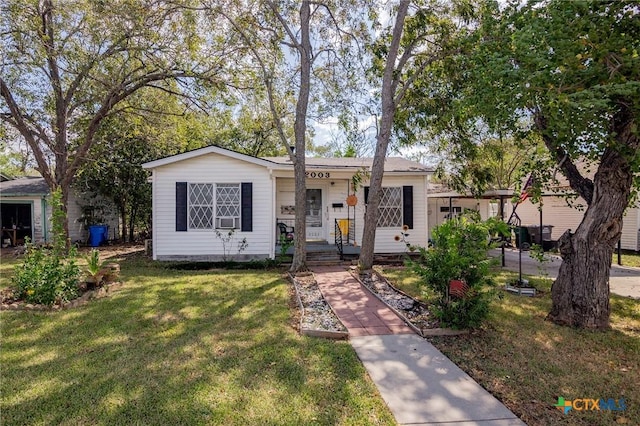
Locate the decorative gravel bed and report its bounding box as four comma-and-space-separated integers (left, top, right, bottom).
291, 269, 464, 337
357, 270, 441, 332
290, 273, 347, 338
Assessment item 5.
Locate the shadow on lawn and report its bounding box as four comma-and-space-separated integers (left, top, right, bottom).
429, 290, 640, 426
1, 264, 379, 425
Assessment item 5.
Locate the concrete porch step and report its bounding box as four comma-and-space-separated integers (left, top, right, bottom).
307, 260, 351, 266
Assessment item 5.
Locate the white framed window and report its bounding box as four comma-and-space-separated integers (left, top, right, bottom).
215, 183, 241, 229
378, 187, 402, 228
189, 183, 214, 229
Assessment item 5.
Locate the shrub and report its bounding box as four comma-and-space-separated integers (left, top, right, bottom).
409, 212, 509, 329
13, 242, 80, 305
12, 189, 81, 305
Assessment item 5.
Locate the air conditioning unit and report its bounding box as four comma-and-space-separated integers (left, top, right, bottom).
217, 217, 236, 229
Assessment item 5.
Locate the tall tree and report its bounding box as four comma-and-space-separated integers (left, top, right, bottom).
411, 0, 639, 328
213, 0, 372, 272
432, 131, 545, 197
75, 88, 188, 241
0, 0, 232, 239
359, 0, 473, 269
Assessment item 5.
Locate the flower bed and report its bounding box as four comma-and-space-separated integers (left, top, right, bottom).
1, 280, 124, 311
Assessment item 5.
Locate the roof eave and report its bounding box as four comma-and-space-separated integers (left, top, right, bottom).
0, 192, 49, 197
142, 145, 285, 170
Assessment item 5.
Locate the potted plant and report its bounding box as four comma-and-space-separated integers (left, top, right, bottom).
347, 167, 370, 206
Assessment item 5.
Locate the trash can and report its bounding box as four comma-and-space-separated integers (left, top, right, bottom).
514, 226, 531, 250
88, 225, 108, 247
526, 225, 554, 245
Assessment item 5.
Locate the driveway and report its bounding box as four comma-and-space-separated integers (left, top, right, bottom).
491, 248, 640, 299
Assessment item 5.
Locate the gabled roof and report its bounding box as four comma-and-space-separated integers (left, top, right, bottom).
0, 176, 49, 197
141, 144, 433, 174
142, 145, 287, 170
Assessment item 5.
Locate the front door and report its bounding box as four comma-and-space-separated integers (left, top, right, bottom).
305, 188, 324, 240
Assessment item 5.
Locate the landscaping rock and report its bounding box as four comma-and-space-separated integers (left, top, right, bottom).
291, 274, 347, 336
358, 270, 439, 332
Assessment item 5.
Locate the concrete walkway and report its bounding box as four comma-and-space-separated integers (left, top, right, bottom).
312, 266, 524, 426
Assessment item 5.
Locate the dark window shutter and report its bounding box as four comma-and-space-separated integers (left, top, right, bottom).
403, 185, 413, 229
176, 182, 187, 232
241, 182, 252, 232
364, 186, 369, 204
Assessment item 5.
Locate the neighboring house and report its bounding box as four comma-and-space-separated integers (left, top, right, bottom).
142, 145, 433, 261
427, 185, 640, 252
0, 176, 119, 246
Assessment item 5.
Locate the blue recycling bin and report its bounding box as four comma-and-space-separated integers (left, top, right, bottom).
88, 225, 108, 247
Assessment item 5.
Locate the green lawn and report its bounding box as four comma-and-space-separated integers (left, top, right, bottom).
1, 254, 395, 425
613, 251, 640, 268
382, 267, 640, 426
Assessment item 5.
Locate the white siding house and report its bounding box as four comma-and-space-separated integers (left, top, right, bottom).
427, 189, 640, 252
142, 146, 433, 261
0, 177, 119, 246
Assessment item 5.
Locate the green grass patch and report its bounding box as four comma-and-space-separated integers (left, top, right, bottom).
1, 254, 395, 425
0, 254, 19, 289
381, 266, 640, 425
613, 251, 640, 268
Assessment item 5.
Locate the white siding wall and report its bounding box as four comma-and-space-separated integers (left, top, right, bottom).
621, 206, 639, 251
275, 177, 353, 244
514, 197, 585, 241
370, 176, 428, 253
65, 191, 120, 244
152, 154, 274, 260
2, 191, 118, 245
275, 178, 338, 242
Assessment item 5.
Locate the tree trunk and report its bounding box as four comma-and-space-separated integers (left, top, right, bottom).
129, 205, 137, 242
359, 1, 410, 271
57, 184, 71, 249
359, 118, 393, 270
120, 203, 127, 243
548, 151, 633, 329
289, 1, 312, 273
546, 100, 638, 329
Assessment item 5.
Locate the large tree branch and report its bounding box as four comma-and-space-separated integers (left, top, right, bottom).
533, 109, 594, 204
217, 7, 293, 161
395, 47, 461, 106
65, 70, 196, 184
265, 0, 303, 53
0, 77, 55, 187
383, 0, 410, 110
64, 34, 134, 108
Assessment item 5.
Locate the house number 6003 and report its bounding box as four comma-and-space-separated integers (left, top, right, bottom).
305, 171, 330, 178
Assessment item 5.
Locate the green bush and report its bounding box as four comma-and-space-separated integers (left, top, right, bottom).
12, 188, 81, 305
409, 212, 509, 329
13, 243, 80, 305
